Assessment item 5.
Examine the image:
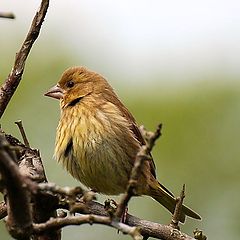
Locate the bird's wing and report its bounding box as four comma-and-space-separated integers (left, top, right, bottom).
102, 89, 157, 178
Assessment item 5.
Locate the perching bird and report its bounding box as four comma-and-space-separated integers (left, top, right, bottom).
45, 66, 201, 222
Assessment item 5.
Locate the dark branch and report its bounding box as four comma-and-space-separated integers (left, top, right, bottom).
1, 128, 61, 240
91, 201, 195, 240
0, 0, 49, 118
65, 199, 196, 240
0, 134, 32, 239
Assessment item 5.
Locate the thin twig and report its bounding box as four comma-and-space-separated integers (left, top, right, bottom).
0, 0, 49, 118
0, 12, 15, 19
37, 182, 84, 197
170, 184, 185, 229
33, 215, 142, 240
139, 124, 162, 151
15, 120, 30, 147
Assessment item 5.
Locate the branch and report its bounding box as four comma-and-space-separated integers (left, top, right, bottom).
115, 124, 162, 218
15, 120, 30, 147
34, 181, 197, 240
170, 184, 185, 229
85, 200, 195, 240
1, 129, 61, 240
31, 184, 142, 239
0, 0, 49, 118
85, 201, 196, 240
33, 215, 142, 240
0, 134, 32, 239
31, 188, 195, 240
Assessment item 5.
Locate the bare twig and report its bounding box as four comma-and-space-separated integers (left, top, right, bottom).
37, 182, 84, 197
33, 215, 142, 240
0, 0, 49, 118
115, 124, 162, 219
0, 12, 15, 19
139, 124, 162, 150
15, 120, 30, 147
170, 184, 185, 229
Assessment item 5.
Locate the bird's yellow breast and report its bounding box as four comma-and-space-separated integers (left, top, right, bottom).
55, 98, 140, 195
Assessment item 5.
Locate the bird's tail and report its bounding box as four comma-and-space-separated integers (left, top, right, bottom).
149, 182, 201, 223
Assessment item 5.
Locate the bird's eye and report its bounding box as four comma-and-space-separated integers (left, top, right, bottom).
66, 80, 74, 88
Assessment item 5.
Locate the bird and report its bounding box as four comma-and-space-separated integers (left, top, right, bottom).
45, 66, 201, 223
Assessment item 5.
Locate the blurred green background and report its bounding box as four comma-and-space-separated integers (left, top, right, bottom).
1, 1, 240, 239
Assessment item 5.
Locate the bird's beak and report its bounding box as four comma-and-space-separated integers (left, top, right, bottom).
44, 84, 64, 100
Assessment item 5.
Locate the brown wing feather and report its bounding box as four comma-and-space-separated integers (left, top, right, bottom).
102, 88, 157, 178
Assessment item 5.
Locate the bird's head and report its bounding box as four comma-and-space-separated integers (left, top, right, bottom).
45, 66, 108, 108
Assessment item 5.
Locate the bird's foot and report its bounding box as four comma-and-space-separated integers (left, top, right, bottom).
104, 199, 128, 223
104, 199, 117, 216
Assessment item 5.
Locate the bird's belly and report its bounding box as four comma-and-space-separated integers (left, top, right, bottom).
70, 136, 134, 195
72, 156, 130, 195
57, 105, 140, 195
